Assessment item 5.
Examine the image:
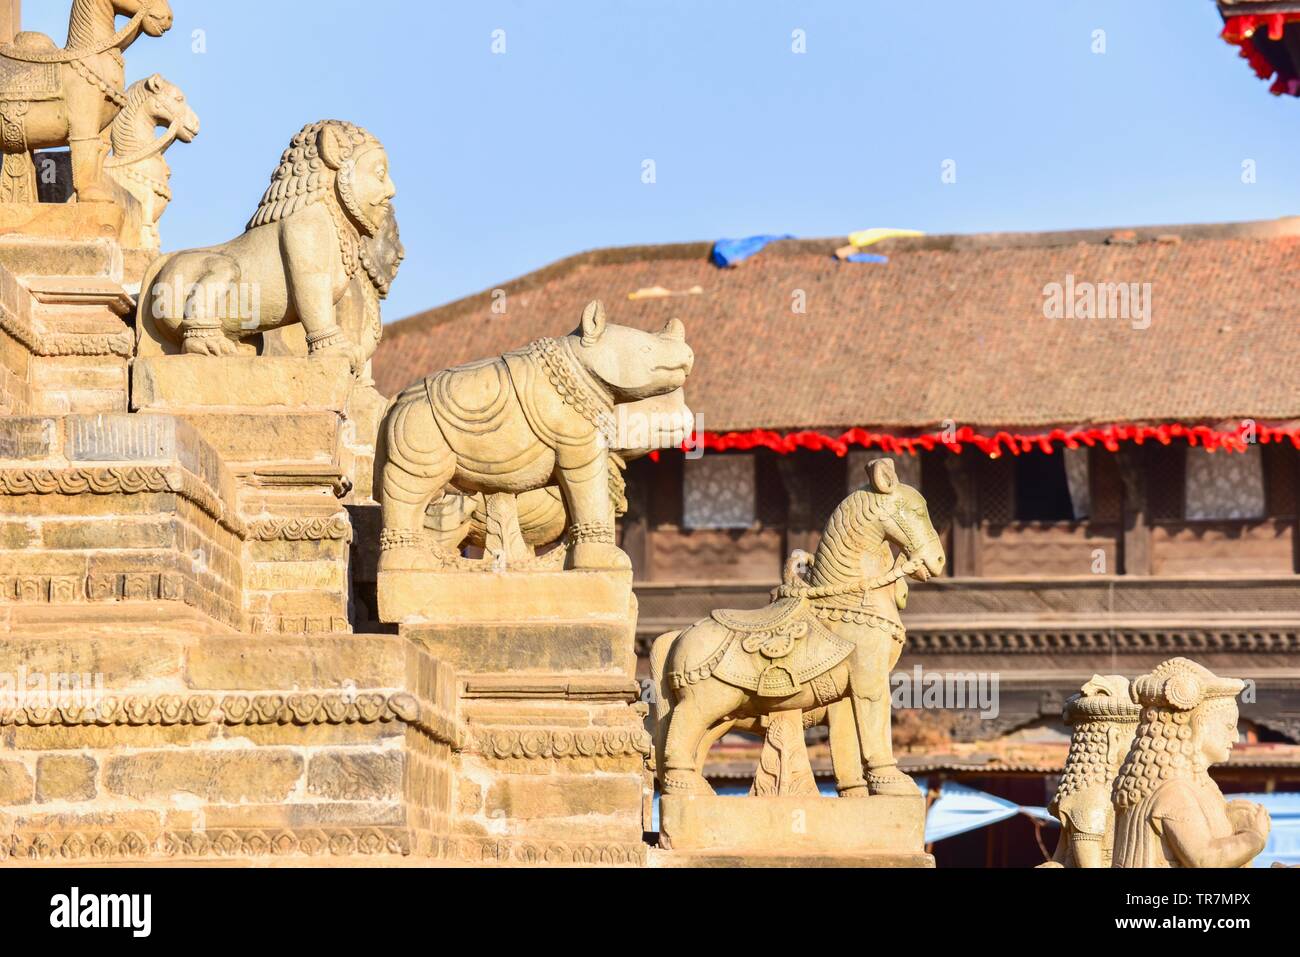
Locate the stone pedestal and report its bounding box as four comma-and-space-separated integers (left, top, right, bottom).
131, 355, 373, 634
0, 631, 460, 864
654, 794, 934, 867
392, 569, 651, 865
0, 240, 144, 416
0, 413, 243, 629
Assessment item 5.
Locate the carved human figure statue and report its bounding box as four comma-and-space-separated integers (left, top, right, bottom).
138, 120, 397, 370
651, 459, 946, 797
1040, 675, 1140, 868
0, 0, 175, 202
378, 300, 694, 572
1111, 658, 1270, 868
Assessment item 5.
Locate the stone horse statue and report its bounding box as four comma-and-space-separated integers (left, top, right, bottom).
651, 458, 946, 797
0, 0, 174, 203
105, 73, 198, 249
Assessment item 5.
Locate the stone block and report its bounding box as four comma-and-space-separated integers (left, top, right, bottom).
0, 417, 57, 460
34, 755, 96, 803
102, 750, 303, 804
0, 204, 125, 244
132, 355, 354, 412
379, 567, 634, 626
658, 794, 929, 858
307, 750, 405, 802
173, 411, 341, 465
0, 759, 34, 805
484, 774, 642, 821
406, 619, 635, 676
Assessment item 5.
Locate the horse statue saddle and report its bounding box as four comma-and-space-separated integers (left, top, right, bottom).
708, 596, 855, 698
0, 34, 61, 101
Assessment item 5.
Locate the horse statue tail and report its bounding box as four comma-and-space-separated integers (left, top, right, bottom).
649, 629, 680, 786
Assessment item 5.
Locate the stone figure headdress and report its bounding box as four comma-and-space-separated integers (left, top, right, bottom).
247, 120, 384, 234
1050, 675, 1141, 814
1112, 658, 1245, 809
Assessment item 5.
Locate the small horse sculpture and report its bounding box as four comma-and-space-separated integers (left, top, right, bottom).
105, 73, 198, 249
0, 0, 174, 202
651, 458, 946, 797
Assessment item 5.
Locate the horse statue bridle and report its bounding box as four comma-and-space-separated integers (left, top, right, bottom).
0, 0, 164, 64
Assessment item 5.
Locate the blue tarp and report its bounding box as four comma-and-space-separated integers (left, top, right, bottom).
843, 252, 889, 264
710, 234, 794, 268
924, 780, 1040, 843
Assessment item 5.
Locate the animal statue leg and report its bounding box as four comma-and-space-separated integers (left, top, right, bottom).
826, 697, 869, 797
694, 718, 735, 773
848, 631, 917, 796
180, 256, 242, 356
660, 686, 720, 795
67, 131, 113, 203
649, 630, 680, 786
378, 386, 456, 571
555, 452, 631, 571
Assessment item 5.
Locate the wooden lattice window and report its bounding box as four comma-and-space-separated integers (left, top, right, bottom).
1264, 443, 1298, 519
1184, 446, 1266, 521
921, 452, 956, 533
683, 454, 756, 529
1088, 448, 1123, 523
978, 455, 1015, 524
647, 452, 684, 527
1146, 445, 1185, 521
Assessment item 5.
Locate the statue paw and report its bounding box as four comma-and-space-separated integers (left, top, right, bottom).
867, 767, 920, 797
308, 334, 365, 372
181, 332, 238, 357
837, 785, 871, 799
377, 546, 441, 573
567, 542, 631, 571
662, 770, 714, 796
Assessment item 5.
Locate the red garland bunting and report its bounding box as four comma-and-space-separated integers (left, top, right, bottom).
647, 422, 1300, 461
1222, 14, 1300, 96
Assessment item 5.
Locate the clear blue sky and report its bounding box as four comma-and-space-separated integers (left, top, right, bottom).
25, 0, 1300, 322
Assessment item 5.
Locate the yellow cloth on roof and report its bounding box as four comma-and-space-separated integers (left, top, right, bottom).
848, 227, 925, 248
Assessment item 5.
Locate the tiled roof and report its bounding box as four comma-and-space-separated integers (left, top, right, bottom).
374, 219, 1300, 432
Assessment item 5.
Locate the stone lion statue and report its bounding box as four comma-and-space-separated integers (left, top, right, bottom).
378, 300, 694, 572
1038, 675, 1140, 868
136, 119, 397, 370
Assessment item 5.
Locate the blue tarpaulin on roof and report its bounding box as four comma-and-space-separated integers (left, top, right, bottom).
710, 234, 793, 267
924, 781, 1041, 843
843, 252, 889, 264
